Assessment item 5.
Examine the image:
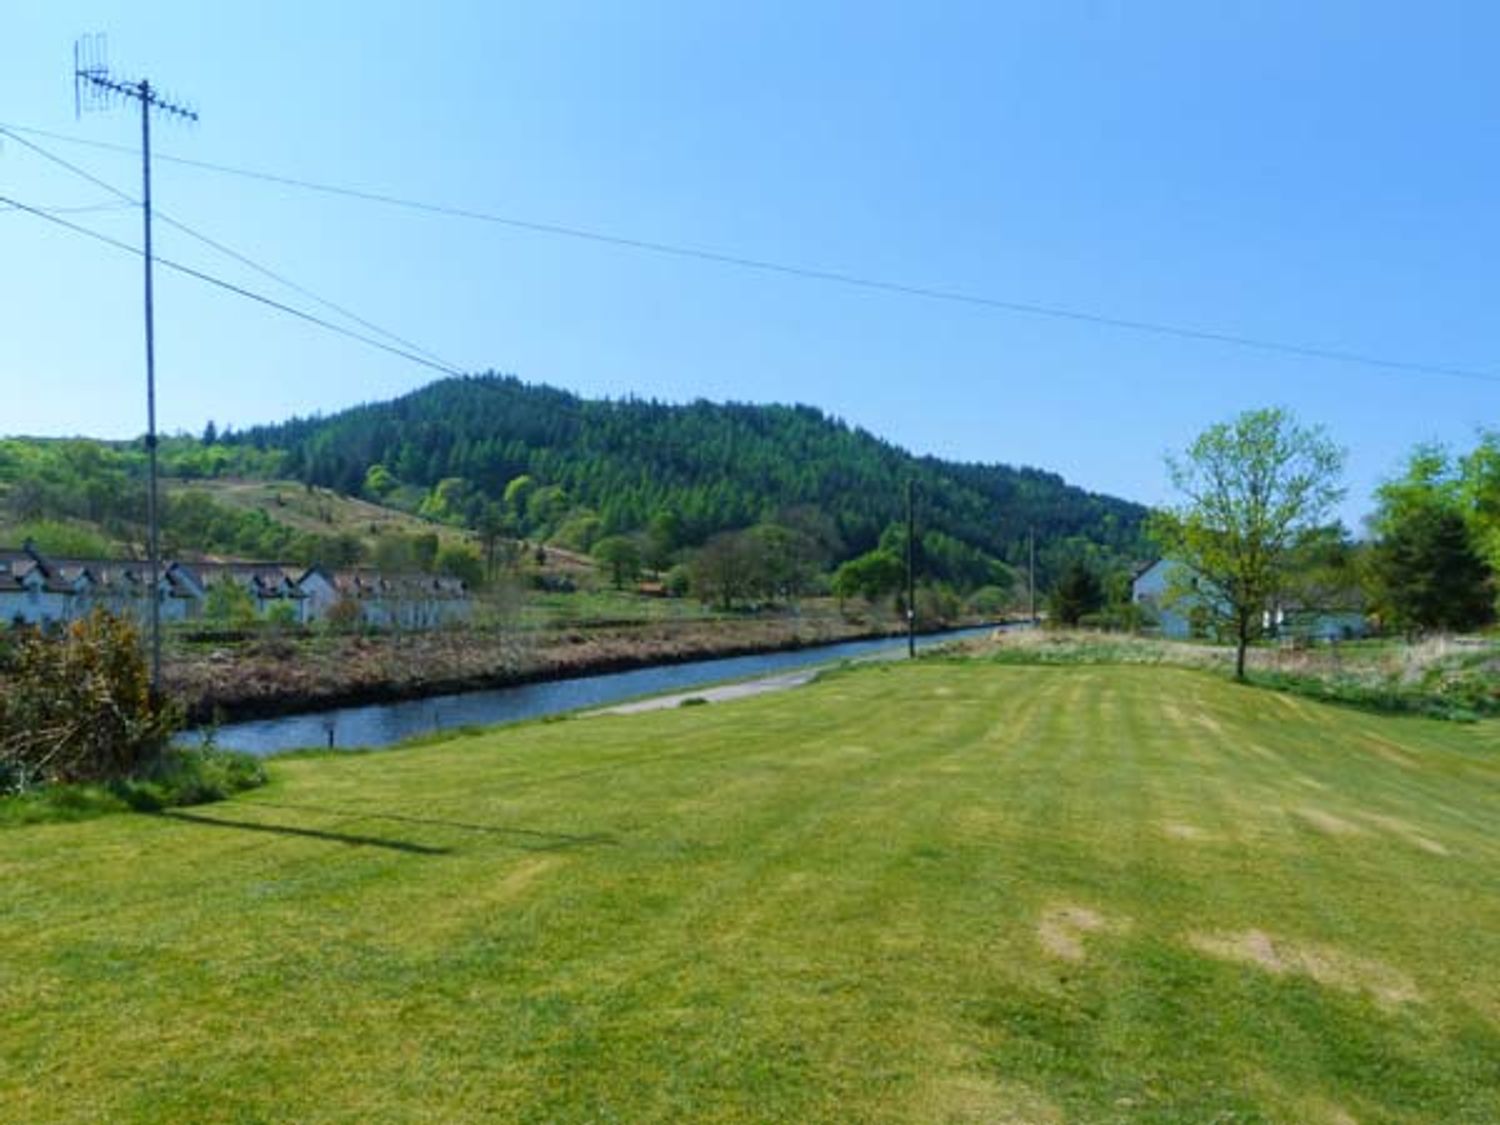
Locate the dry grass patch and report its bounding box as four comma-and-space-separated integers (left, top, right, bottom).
1037, 905, 1130, 963
1292, 806, 1367, 837
1188, 929, 1421, 1007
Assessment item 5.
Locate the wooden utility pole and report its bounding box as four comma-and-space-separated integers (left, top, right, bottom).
906, 478, 916, 658
1028, 526, 1037, 625
74, 36, 197, 690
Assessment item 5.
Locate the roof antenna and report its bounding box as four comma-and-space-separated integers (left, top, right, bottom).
71, 34, 200, 693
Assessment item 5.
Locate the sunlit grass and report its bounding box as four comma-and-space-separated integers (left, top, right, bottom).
3, 662, 1497, 1121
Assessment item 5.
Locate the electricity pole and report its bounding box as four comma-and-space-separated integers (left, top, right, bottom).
74, 36, 197, 691
906, 478, 916, 658
1028, 526, 1037, 626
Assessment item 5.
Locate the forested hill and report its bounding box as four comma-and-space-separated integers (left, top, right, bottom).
226, 374, 1147, 575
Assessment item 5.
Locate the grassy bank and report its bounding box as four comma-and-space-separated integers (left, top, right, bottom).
4, 662, 1498, 1121
978, 628, 1500, 721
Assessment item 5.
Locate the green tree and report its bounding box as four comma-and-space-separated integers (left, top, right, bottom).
644, 509, 682, 574
1373, 499, 1491, 635
1151, 408, 1345, 679
435, 543, 485, 590
1047, 560, 1105, 626
476, 502, 513, 580
593, 535, 643, 590
204, 579, 258, 629
831, 549, 905, 605
688, 531, 757, 610
363, 463, 398, 500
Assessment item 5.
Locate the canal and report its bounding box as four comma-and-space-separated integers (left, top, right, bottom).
204, 625, 996, 756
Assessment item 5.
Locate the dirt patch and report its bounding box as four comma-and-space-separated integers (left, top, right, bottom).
1189, 929, 1420, 1006
1293, 807, 1366, 837
1038, 905, 1129, 963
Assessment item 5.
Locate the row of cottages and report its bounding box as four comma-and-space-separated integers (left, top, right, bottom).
0, 545, 201, 627
0, 542, 470, 630
1131, 558, 1368, 642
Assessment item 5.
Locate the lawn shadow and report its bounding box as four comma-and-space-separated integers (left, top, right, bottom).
158, 809, 452, 855
249, 800, 619, 852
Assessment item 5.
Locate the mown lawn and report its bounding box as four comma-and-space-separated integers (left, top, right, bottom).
3, 663, 1498, 1122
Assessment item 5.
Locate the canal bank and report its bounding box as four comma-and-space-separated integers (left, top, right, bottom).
200, 625, 996, 755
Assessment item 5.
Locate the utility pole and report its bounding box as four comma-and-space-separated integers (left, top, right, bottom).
906, 478, 916, 658
74, 36, 197, 691
1028, 526, 1037, 626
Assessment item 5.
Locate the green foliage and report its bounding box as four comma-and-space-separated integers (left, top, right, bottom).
434, 543, 485, 589
551, 508, 604, 552
204, 579, 259, 629
1372, 504, 1492, 634
592, 535, 643, 589
363, 463, 398, 499
0, 610, 181, 787
1368, 440, 1499, 629
221, 375, 1148, 581
1152, 407, 1345, 678
914, 583, 962, 627
663, 563, 692, 597
1048, 560, 1106, 626
0, 743, 267, 826
966, 584, 1013, 618
419, 477, 475, 524
3, 519, 115, 557
831, 548, 904, 604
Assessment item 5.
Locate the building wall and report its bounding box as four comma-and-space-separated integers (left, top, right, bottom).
1131, 560, 1196, 638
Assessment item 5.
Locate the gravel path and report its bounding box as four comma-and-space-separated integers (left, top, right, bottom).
588, 668, 824, 715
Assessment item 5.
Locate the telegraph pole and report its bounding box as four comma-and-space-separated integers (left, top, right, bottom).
1028, 526, 1037, 625
74, 36, 197, 690
906, 478, 916, 658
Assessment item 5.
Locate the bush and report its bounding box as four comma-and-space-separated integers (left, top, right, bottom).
0, 610, 181, 786
0, 743, 267, 827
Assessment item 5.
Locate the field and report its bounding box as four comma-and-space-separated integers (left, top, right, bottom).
4, 661, 1499, 1122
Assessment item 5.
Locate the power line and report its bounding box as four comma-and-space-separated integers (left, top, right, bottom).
0, 199, 133, 215
3, 120, 1497, 388
0, 125, 457, 369
0, 193, 465, 379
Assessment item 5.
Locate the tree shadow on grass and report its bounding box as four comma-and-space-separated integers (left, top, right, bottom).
243, 800, 619, 852
157, 809, 452, 855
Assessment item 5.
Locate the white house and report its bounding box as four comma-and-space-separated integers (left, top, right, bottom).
2, 542, 471, 631
1130, 558, 1208, 638
1132, 557, 1368, 642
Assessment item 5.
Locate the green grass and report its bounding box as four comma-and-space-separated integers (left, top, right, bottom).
0, 747, 268, 828
3, 663, 1498, 1122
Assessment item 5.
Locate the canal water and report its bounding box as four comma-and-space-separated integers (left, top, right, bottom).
202, 625, 994, 756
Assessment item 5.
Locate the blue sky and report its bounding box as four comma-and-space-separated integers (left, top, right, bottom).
3, 1, 1496, 528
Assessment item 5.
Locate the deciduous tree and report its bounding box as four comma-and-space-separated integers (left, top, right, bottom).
1151, 408, 1344, 679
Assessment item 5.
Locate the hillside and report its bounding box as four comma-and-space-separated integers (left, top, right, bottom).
226, 374, 1149, 580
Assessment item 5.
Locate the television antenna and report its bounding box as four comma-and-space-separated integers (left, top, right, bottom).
73, 34, 197, 691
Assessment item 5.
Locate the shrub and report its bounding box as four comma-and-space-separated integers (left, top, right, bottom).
0, 743, 267, 827
0, 610, 181, 786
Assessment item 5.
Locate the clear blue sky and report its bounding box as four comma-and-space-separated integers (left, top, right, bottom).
3, 1, 1496, 528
